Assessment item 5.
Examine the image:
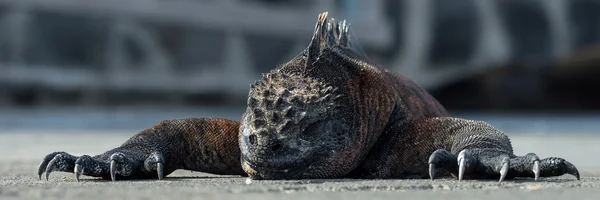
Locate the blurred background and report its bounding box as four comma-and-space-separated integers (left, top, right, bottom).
1, 0, 600, 133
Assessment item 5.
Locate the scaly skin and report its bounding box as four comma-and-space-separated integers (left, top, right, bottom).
38, 118, 246, 181
38, 12, 580, 182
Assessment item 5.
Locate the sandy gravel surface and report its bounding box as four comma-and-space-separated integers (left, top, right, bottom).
1, 131, 599, 200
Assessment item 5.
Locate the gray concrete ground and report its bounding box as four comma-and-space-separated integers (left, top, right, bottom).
1, 131, 599, 200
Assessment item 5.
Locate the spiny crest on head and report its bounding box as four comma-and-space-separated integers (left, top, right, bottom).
304, 12, 353, 71
247, 71, 342, 134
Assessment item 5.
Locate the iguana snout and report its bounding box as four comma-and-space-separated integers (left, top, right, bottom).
238, 66, 354, 179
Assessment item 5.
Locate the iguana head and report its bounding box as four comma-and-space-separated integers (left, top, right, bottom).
239, 12, 361, 179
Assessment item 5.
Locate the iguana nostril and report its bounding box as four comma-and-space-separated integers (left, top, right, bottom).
271, 142, 282, 151
249, 134, 257, 145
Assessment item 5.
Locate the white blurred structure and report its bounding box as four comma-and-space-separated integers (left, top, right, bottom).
0, 0, 596, 105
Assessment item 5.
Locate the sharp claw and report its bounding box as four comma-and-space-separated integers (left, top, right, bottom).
533, 160, 540, 181
45, 155, 60, 181
74, 164, 82, 182
458, 157, 465, 181
428, 164, 436, 180
110, 160, 118, 182
563, 161, 580, 180
499, 158, 509, 183
157, 162, 164, 180
38, 159, 49, 180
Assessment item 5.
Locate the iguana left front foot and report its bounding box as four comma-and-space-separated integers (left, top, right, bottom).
428, 147, 580, 182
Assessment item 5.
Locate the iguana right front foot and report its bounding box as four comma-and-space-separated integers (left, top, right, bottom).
426, 118, 580, 182
38, 150, 165, 181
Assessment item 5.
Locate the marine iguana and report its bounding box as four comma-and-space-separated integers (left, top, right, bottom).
38, 12, 580, 182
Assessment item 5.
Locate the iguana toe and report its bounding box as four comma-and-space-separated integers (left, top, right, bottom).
457, 149, 476, 181
498, 157, 509, 182
538, 157, 580, 180
109, 160, 118, 181
428, 164, 436, 180
533, 159, 540, 181
109, 152, 135, 181
144, 152, 165, 180
427, 149, 459, 180
493, 153, 579, 181
74, 164, 82, 182
44, 156, 58, 181
38, 152, 77, 181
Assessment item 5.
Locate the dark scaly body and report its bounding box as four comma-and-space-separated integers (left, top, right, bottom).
38, 12, 579, 182
239, 12, 578, 181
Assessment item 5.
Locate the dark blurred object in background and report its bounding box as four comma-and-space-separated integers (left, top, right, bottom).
1, 0, 600, 112
433, 45, 600, 112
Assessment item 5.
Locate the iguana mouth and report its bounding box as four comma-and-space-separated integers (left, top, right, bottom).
241, 156, 313, 179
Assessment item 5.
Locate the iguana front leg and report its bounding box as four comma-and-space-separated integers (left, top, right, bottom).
425, 117, 580, 182
38, 118, 246, 181
349, 117, 579, 182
